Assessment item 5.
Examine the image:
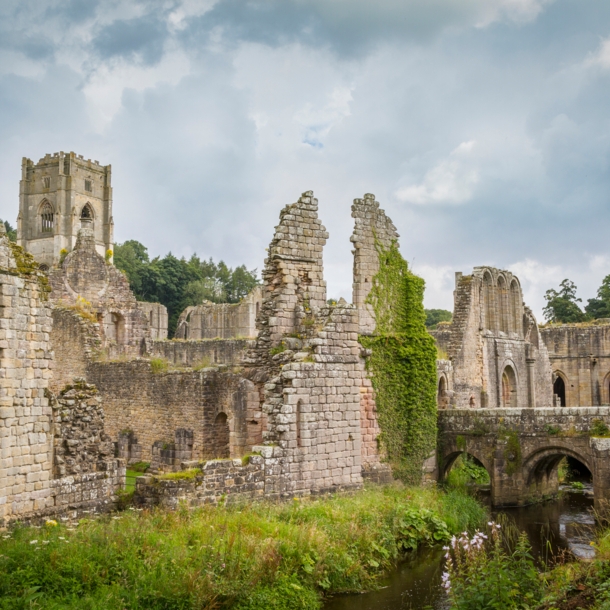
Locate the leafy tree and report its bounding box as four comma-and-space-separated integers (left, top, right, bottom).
586, 274, 610, 319
114, 240, 259, 337
543, 279, 587, 323
424, 309, 452, 328
0, 219, 16, 242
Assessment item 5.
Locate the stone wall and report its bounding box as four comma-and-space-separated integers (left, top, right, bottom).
433, 267, 553, 409
50, 307, 101, 393
149, 338, 253, 367
541, 321, 610, 407
48, 226, 150, 357
87, 360, 262, 467
175, 286, 262, 340
139, 302, 168, 340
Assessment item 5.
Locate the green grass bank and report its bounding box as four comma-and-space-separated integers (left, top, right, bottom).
0, 485, 485, 610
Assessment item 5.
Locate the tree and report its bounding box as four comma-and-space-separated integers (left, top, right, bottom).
424, 309, 452, 328
543, 279, 587, 323
1, 219, 16, 242
586, 274, 610, 319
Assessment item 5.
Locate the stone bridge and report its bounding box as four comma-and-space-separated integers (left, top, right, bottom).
437, 408, 610, 509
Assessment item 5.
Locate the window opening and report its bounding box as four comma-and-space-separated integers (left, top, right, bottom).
42, 176, 50, 189
40, 202, 54, 234
84, 179, 92, 192
554, 376, 566, 407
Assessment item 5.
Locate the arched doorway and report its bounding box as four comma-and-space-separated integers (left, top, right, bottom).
437, 376, 449, 409
444, 451, 491, 489
501, 365, 517, 408
213, 412, 230, 458
554, 375, 566, 407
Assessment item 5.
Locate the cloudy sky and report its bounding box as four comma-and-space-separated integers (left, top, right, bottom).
1, 0, 609, 319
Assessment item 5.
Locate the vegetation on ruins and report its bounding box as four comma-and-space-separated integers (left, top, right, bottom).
425, 308, 452, 329
446, 454, 490, 489
543, 279, 587, 323
0, 486, 485, 610
114, 240, 259, 336
0, 219, 16, 241
360, 241, 438, 484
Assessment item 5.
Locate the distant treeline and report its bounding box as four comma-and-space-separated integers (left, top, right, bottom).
114, 240, 258, 337
544, 277, 610, 324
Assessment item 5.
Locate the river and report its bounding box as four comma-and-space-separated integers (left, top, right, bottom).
324, 485, 595, 610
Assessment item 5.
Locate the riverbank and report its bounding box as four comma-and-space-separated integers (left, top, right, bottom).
0, 484, 485, 610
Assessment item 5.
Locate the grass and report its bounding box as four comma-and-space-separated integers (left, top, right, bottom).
0, 485, 486, 610
156, 468, 202, 480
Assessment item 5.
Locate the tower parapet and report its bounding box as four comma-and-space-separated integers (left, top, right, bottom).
17, 151, 113, 268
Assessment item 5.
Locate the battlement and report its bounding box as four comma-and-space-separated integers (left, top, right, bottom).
24, 151, 109, 172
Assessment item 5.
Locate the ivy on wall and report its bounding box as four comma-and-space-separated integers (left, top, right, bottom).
360, 240, 438, 484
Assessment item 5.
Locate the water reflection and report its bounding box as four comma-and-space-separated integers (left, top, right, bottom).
323, 489, 595, 610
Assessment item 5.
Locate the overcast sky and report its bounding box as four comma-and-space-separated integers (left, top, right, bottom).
1, 0, 609, 319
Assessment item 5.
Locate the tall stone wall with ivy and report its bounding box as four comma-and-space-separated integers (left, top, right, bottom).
356, 207, 438, 484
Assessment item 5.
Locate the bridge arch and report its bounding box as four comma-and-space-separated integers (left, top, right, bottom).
523, 446, 592, 495
441, 450, 493, 483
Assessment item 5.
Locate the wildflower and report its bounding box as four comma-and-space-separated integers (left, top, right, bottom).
45, 519, 58, 527
42, 540, 50, 545
30, 540, 38, 545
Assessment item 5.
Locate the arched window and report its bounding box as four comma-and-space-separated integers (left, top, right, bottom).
501, 365, 517, 408
510, 280, 521, 336
483, 271, 495, 331
554, 375, 567, 407
437, 376, 449, 409
497, 275, 508, 334
81, 203, 93, 221
40, 201, 54, 234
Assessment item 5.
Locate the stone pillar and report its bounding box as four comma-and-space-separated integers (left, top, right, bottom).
591, 437, 610, 511
526, 357, 536, 409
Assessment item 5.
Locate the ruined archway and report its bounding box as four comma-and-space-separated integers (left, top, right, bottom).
501, 365, 518, 408
442, 451, 492, 488
510, 279, 521, 336
554, 374, 567, 407
483, 271, 495, 331
497, 274, 509, 334
213, 412, 230, 458
437, 376, 449, 409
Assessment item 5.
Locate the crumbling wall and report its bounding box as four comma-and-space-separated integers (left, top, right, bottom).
48, 226, 150, 356
149, 338, 253, 368
50, 308, 101, 393
541, 321, 610, 407
139, 302, 168, 340
175, 286, 261, 340
87, 361, 261, 467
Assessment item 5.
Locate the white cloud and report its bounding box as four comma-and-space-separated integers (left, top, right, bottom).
585, 37, 610, 69
415, 264, 455, 310
395, 141, 479, 205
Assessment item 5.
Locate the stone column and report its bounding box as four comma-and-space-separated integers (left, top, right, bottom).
526, 357, 536, 409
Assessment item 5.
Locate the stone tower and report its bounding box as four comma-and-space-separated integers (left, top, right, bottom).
17, 152, 113, 269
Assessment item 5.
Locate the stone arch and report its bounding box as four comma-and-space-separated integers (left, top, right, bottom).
553, 371, 568, 407
497, 274, 509, 334
442, 450, 493, 483
482, 270, 495, 331
523, 446, 592, 491
213, 412, 230, 458
437, 375, 449, 409
510, 279, 521, 336
81, 202, 94, 221
39, 199, 54, 234
501, 363, 518, 408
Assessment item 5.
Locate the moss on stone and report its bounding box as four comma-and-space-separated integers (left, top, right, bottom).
7, 241, 51, 298
360, 240, 437, 484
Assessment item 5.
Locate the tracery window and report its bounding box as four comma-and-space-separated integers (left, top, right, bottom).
40, 202, 54, 233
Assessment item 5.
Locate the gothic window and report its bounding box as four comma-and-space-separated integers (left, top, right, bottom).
42, 176, 50, 189
81, 203, 93, 220
40, 201, 54, 234
84, 179, 92, 192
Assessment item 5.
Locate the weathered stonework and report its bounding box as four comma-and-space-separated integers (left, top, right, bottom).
541, 321, 610, 407
149, 338, 253, 368
17, 152, 113, 268
431, 267, 553, 409
139, 302, 168, 340
175, 286, 262, 340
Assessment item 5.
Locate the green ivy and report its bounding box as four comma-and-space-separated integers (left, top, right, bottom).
360, 240, 437, 484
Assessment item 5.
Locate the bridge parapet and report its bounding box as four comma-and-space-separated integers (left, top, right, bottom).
438, 407, 610, 509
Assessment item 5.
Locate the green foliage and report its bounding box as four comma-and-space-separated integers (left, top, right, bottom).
1, 219, 17, 242
545, 424, 561, 436
270, 341, 287, 356
149, 357, 169, 374
446, 522, 541, 609
424, 308, 452, 329
543, 279, 588, 323
500, 429, 522, 476
586, 273, 610, 319
157, 468, 201, 480
360, 241, 437, 484
113, 240, 259, 337
0, 486, 485, 609
446, 455, 490, 489
129, 462, 150, 473
589, 418, 610, 437
59, 248, 69, 265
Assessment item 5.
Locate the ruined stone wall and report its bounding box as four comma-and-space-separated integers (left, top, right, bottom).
150, 338, 253, 367
48, 227, 150, 356
436, 267, 552, 409
541, 321, 610, 407
50, 308, 101, 393
351, 194, 399, 336
87, 361, 261, 467
175, 286, 261, 340
139, 302, 168, 340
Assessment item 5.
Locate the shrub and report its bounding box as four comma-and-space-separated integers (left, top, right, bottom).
589, 419, 610, 437
149, 357, 169, 374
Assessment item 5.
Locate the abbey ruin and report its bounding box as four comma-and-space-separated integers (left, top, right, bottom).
3, 150, 610, 525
